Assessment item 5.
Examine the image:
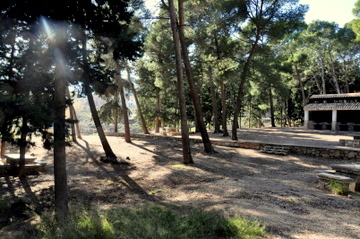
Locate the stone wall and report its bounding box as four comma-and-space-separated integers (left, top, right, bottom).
109, 133, 360, 160
288, 146, 360, 160
339, 139, 360, 148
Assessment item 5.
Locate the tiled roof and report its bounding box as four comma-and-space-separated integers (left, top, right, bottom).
310, 93, 360, 99
304, 102, 360, 110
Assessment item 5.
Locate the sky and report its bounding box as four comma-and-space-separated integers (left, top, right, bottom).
145, 0, 358, 27
299, 0, 357, 26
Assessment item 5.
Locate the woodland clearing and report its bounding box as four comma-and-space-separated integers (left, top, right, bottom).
1, 128, 360, 239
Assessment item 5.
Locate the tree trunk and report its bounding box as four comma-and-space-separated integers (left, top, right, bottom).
269, 86, 276, 127
125, 65, 149, 134
65, 87, 77, 142
344, 79, 350, 93
286, 99, 292, 127
0, 140, 5, 159
81, 33, 116, 160
294, 64, 306, 106
69, 102, 82, 139
115, 63, 131, 143
0, 30, 14, 159
177, 0, 215, 153
208, 66, 220, 133
0, 116, 8, 159
114, 106, 118, 133
18, 117, 27, 178
319, 58, 326, 94
280, 103, 284, 127
248, 97, 252, 129
155, 89, 160, 133
328, 54, 341, 94
220, 81, 229, 136
331, 67, 341, 94
53, 26, 69, 222
312, 75, 322, 94
87, 90, 117, 158
167, 0, 193, 164
231, 32, 260, 140
213, 28, 228, 136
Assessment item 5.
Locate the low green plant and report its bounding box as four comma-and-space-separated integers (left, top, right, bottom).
148, 189, 162, 194
228, 216, 266, 239
171, 164, 186, 168
33, 205, 266, 239
330, 180, 348, 195
37, 206, 116, 239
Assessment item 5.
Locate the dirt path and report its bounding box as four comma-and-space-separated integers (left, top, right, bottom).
1, 129, 360, 239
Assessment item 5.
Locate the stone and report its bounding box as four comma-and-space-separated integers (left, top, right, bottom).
348, 152, 355, 159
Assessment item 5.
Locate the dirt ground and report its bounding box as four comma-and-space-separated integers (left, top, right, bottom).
1, 127, 360, 239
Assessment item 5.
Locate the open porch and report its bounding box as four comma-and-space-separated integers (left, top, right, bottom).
304, 93, 360, 132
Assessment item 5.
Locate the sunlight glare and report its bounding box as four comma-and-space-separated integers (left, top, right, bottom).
41, 16, 54, 40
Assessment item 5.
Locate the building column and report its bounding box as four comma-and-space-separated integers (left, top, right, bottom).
331, 109, 337, 131
304, 110, 309, 129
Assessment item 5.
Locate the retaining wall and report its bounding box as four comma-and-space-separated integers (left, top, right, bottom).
107, 132, 360, 160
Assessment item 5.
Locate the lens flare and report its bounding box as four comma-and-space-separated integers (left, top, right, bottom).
41, 16, 53, 40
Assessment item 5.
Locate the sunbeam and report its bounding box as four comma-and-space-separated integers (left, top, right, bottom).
41, 16, 53, 40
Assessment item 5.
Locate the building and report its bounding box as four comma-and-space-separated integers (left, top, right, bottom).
304, 93, 360, 131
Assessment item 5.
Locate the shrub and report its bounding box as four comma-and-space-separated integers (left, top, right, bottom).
330, 180, 349, 195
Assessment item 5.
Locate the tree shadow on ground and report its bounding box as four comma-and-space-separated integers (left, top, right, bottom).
71, 139, 158, 203
122, 136, 360, 238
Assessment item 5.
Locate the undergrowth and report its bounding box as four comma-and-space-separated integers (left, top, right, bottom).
18, 204, 266, 239
330, 180, 349, 195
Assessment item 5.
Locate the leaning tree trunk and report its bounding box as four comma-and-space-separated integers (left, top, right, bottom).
167, 0, 193, 164
177, 0, 215, 153
115, 63, 131, 143
232, 32, 260, 140
126, 65, 149, 134
81, 33, 116, 160
86, 89, 117, 159
69, 103, 82, 139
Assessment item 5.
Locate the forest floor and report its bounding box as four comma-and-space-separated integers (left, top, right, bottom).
1, 127, 360, 239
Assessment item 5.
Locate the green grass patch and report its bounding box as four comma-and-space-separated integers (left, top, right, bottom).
171, 164, 186, 168
330, 180, 349, 195
148, 189, 163, 194
29, 205, 265, 239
